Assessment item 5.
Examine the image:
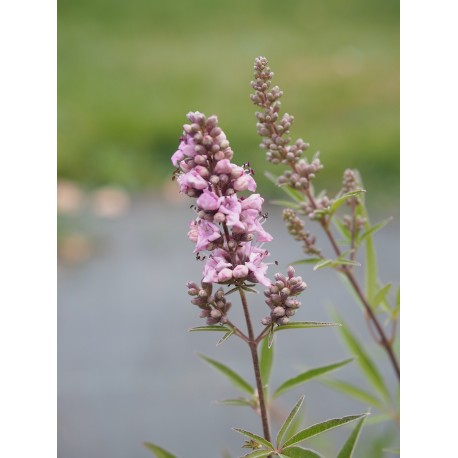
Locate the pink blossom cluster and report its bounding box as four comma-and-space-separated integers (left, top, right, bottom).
172, 111, 273, 289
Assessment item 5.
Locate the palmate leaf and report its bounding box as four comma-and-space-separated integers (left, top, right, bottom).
332, 312, 391, 402
198, 354, 254, 395
273, 358, 354, 398
144, 442, 177, 458
260, 333, 274, 394
276, 396, 305, 448
279, 447, 324, 458
336, 413, 368, 458
282, 414, 367, 448
233, 428, 274, 450
273, 322, 341, 332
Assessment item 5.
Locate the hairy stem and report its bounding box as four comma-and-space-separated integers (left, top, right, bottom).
239, 288, 272, 443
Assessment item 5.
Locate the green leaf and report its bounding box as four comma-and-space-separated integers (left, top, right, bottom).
332, 313, 391, 402
329, 190, 366, 215
216, 328, 235, 346
280, 447, 324, 458
270, 199, 302, 209
282, 414, 367, 448
215, 398, 255, 407
322, 378, 384, 410
240, 450, 273, 458
260, 334, 274, 392
358, 217, 393, 244
336, 413, 368, 458
233, 428, 273, 450
276, 395, 305, 448
268, 325, 275, 348
312, 259, 333, 271
273, 358, 354, 398
372, 283, 392, 309
333, 218, 352, 242
313, 257, 360, 271
292, 258, 323, 265
382, 448, 400, 455
144, 442, 177, 458
364, 224, 378, 304
198, 354, 254, 395
189, 325, 231, 333
274, 322, 341, 332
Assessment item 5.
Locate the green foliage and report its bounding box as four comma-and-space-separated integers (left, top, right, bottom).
336, 414, 368, 458
273, 322, 341, 332
144, 442, 177, 458
198, 354, 254, 395
279, 447, 324, 458
273, 358, 354, 398
276, 396, 306, 448
260, 335, 274, 395
189, 325, 231, 332
282, 414, 368, 448
233, 428, 274, 450
332, 312, 391, 402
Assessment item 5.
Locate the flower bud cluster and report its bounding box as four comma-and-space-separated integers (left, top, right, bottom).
262, 266, 307, 326
250, 57, 309, 166
341, 169, 363, 206
187, 281, 232, 325
283, 209, 321, 256
277, 155, 323, 191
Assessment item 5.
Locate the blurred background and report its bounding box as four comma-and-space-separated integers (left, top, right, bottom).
58, 0, 399, 457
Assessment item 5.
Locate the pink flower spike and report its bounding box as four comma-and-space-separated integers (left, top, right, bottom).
241, 194, 264, 211
233, 265, 249, 279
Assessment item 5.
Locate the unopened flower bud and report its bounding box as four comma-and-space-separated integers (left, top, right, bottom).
273, 306, 286, 317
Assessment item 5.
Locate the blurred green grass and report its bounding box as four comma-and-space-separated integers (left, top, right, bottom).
58, 0, 399, 208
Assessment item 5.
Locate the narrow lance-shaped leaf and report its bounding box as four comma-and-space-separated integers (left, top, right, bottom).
273, 358, 354, 398
371, 283, 392, 310
233, 428, 274, 450
260, 333, 274, 392
274, 322, 341, 332
198, 354, 254, 395
332, 312, 391, 402
276, 396, 305, 448
144, 442, 177, 458
336, 413, 369, 458
357, 217, 393, 245
189, 325, 231, 333
292, 257, 323, 266
216, 328, 235, 346
215, 398, 255, 407
322, 378, 384, 410
280, 447, 324, 458
282, 414, 367, 448
240, 450, 274, 458
329, 190, 366, 216
364, 220, 378, 304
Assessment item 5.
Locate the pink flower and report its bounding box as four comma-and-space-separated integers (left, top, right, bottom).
188, 221, 198, 243
202, 249, 233, 284
218, 195, 243, 228
241, 208, 273, 242
214, 159, 233, 174
196, 190, 220, 211
171, 136, 196, 166
241, 194, 264, 211
234, 174, 257, 192
243, 243, 271, 287
195, 220, 222, 252
178, 169, 209, 193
